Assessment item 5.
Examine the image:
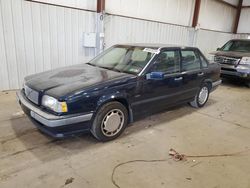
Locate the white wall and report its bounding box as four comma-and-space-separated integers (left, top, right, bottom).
105, 15, 194, 48
104, 15, 239, 57
238, 8, 250, 33
243, 0, 250, 6
237, 0, 250, 33
0, 0, 96, 90
0, 0, 248, 91
28, 0, 96, 10
105, 0, 195, 26
223, 0, 239, 6
104, 0, 243, 56
195, 29, 236, 55
198, 0, 237, 32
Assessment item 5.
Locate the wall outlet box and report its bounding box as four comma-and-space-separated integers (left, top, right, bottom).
100, 32, 105, 38
83, 32, 96, 47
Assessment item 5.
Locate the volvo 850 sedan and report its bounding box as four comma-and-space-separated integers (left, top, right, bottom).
17, 44, 221, 141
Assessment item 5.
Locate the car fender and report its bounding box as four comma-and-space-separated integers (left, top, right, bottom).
95, 91, 134, 123
202, 78, 213, 90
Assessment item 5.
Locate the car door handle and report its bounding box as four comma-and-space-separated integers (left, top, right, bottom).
174, 77, 183, 81
197, 72, 204, 76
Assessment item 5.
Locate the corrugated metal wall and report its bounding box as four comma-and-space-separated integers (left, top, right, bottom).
0, 0, 249, 91
104, 15, 242, 57
195, 29, 236, 55
238, 0, 250, 33
238, 8, 250, 33
105, 0, 195, 26
31, 0, 97, 10
198, 0, 237, 32
105, 0, 240, 33
104, 15, 194, 48
223, 0, 239, 6
104, 0, 247, 58
0, 0, 96, 91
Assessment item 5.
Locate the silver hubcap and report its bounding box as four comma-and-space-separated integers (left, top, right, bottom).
101, 109, 124, 137
198, 87, 208, 105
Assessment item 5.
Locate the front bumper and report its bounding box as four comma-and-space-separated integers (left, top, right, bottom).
220, 64, 250, 80
16, 91, 93, 138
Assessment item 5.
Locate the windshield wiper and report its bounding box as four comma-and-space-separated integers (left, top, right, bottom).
86, 62, 96, 66
97, 65, 122, 73
95, 65, 133, 74
98, 66, 114, 71
112, 67, 123, 73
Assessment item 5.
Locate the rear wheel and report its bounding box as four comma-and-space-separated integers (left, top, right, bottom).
189, 83, 210, 108
91, 102, 128, 142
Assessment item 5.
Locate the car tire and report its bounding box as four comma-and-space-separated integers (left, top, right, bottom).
189, 83, 210, 108
246, 82, 250, 88
91, 101, 128, 142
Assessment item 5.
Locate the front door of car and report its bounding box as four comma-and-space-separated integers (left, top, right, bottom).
132, 50, 187, 116
180, 49, 205, 99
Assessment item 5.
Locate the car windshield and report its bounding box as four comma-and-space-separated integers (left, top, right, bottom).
88, 46, 156, 75
220, 40, 250, 52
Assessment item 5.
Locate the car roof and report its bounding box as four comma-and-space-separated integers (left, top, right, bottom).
116, 43, 199, 50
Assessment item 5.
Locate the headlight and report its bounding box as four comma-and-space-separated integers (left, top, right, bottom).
206, 54, 215, 63
239, 57, 250, 65
42, 95, 68, 113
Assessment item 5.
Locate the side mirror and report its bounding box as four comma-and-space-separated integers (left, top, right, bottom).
216, 47, 221, 51
146, 72, 164, 80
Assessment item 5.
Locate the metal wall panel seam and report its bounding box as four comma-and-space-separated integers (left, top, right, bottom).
0, 0, 10, 90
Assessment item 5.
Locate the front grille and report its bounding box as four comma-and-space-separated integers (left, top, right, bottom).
24, 85, 39, 105
221, 67, 237, 72
214, 56, 240, 65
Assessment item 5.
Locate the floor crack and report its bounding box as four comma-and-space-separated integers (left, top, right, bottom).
196, 111, 250, 129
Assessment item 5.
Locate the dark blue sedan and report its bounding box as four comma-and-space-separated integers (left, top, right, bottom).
17, 44, 221, 141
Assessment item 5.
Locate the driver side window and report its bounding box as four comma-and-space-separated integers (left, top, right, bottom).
151, 50, 180, 74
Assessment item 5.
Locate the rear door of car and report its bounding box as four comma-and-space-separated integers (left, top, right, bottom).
180, 49, 205, 99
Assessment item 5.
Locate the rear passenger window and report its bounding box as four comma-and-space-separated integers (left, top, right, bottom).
151, 51, 180, 74
181, 50, 201, 71
200, 54, 208, 68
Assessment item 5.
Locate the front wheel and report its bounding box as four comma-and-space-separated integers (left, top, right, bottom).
91, 102, 128, 142
189, 84, 210, 108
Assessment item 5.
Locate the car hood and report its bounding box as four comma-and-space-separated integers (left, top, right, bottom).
25, 63, 130, 98
211, 51, 250, 58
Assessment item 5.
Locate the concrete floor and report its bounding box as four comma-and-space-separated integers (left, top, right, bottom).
0, 80, 250, 188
